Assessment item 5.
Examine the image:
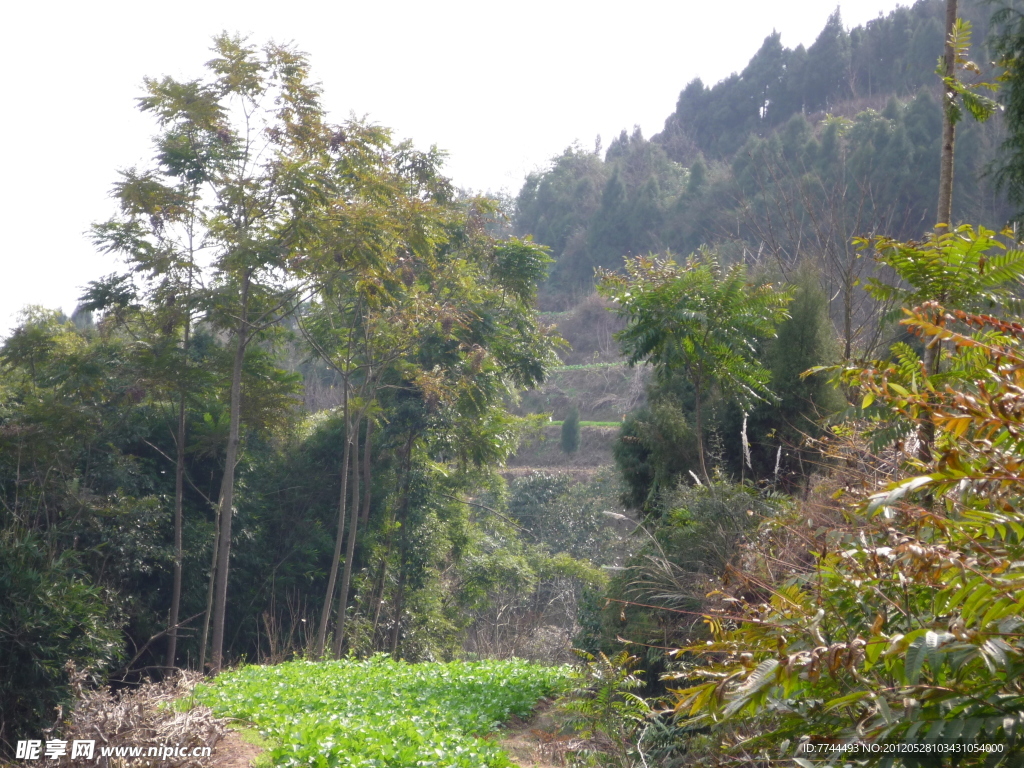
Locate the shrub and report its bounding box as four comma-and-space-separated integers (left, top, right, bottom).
0, 533, 122, 749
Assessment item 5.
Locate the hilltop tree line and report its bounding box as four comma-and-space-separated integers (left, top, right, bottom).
516, 0, 1011, 311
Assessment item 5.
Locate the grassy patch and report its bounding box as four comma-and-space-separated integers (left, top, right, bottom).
192, 656, 568, 767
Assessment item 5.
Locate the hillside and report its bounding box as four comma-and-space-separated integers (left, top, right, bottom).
514, 0, 1011, 317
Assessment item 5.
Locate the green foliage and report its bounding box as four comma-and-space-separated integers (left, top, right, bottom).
192, 657, 568, 767
506, 471, 624, 565
670, 303, 1024, 761
557, 650, 651, 768
936, 19, 1000, 128
561, 405, 581, 454
725, 270, 843, 487
613, 394, 701, 515
819, 226, 1024, 452
805, 10, 852, 112
599, 252, 791, 479
598, 254, 790, 409
0, 534, 122, 745
456, 472, 618, 660
598, 481, 781, 666
862, 224, 1024, 315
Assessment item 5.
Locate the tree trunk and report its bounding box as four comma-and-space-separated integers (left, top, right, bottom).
387, 433, 415, 657
166, 322, 190, 670
371, 432, 410, 648
314, 398, 353, 658
332, 419, 362, 658
921, 0, 958, 467
937, 0, 958, 228
209, 277, 250, 674
369, 554, 389, 647
694, 384, 709, 483
919, 330, 941, 465
843, 265, 854, 361
389, 567, 406, 659
198, 497, 221, 671
358, 418, 374, 528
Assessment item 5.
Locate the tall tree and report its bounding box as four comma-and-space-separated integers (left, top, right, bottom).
374, 227, 558, 657
296, 122, 458, 659
936, 10, 1000, 229
805, 8, 851, 112
89, 73, 218, 669
938, 0, 959, 228
116, 35, 334, 673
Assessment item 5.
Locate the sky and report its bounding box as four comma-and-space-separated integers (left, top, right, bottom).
1, 0, 911, 334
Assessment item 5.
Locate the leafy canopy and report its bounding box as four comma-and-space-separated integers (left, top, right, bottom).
598, 253, 791, 409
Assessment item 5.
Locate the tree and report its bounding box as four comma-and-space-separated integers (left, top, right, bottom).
300, 157, 453, 657
112, 35, 335, 673
561, 404, 581, 454
938, 0, 959, 228
935, 11, 999, 228
296, 180, 558, 658
88, 71, 215, 669
0, 309, 168, 741
735, 267, 843, 488
804, 9, 851, 112
598, 253, 791, 480
820, 224, 1024, 467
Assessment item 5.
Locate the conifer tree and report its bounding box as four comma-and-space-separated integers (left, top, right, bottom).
561, 404, 581, 454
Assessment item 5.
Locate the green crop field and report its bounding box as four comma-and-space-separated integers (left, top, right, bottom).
191, 657, 568, 767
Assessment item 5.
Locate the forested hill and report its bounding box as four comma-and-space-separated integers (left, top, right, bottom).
515, 0, 1012, 305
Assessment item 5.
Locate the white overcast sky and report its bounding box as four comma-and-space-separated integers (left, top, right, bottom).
1, 0, 910, 334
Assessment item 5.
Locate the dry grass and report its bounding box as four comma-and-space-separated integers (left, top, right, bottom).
727, 425, 904, 604
50, 663, 225, 767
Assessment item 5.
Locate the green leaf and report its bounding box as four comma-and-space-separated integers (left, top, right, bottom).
905, 634, 929, 684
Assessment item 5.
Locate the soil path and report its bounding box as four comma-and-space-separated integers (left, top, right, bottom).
210, 731, 264, 768
496, 702, 565, 768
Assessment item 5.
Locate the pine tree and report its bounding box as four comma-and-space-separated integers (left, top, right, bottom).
561, 405, 581, 454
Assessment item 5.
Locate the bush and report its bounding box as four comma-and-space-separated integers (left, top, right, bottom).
556, 650, 650, 767
0, 533, 122, 749
597, 481, 780, 668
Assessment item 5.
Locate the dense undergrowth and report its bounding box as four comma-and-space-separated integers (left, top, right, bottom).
190, 657, 569, 768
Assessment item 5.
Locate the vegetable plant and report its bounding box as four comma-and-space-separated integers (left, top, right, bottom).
192, 656, 568, 767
